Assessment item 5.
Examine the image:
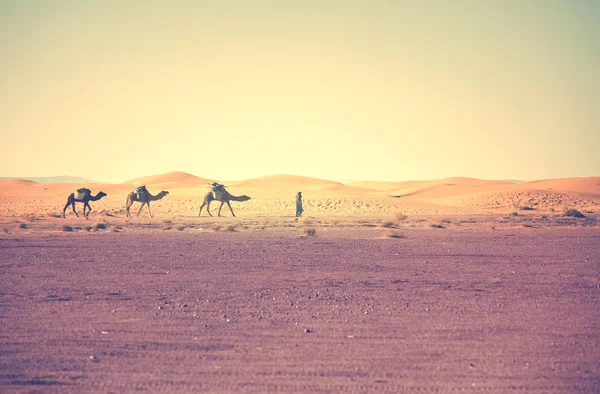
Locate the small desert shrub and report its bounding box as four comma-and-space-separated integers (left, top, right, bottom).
212, 224, 222, 232
163, 219, 173, 224
84, 225, 93, 232
380, 220, 395, 228
384, 229, 406, 238
225, 224, 236, 232
520, 206, 535, 211
161, 226, 172, 231
176, 225, 186, 231
94, 223, 107, 230
395, 213, 408, 222
62, 225, 73, 232
303, 227, 317, 236
509, 212, 519, 217
111, 226, 123, 232
430, 223, 445, 229
522, 223, 535, 228
563, 209, 585, 218
331, 220, 341, 226
19, 223, 27, 229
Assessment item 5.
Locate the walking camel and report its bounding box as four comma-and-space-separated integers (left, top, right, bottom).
125, 187, 169, 218
62, 188, 107, 218
198, 186, 250, 217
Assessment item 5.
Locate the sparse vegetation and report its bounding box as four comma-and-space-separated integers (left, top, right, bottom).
19, 223, 27, 229
176, 225, 186, 231
212, 224, 222, 232
163, 219, 173, 224
112, 226, 123, 232
563, 209, 585, 218
383, 229, 406, 238
303, 227, 317, 236
62, 225, 73, 232
430, 223, 445, 229
84, 225, 93, 232
94, 223, 107, 230
225, 224, 237, 232
162, 226, 172, 231
509, 212, 519, 217
380, 220, 396, 228
520, 206, 535, 211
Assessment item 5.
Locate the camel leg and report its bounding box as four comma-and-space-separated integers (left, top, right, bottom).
84, 202, 92, 219
72, 202, 79, 217
147, 202, 153, 218
217, 201, 226, 216
226, 200, 236, 217
62, 200, 71, 218
198, 201, 207, 216
126, 198, 132, 217
136, 202, 145, 217
206, 201, 213, 217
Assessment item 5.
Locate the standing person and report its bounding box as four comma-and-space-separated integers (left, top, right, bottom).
295, 192, 304, 217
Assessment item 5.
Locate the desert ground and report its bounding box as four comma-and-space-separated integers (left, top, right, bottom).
1, 173, 599, 392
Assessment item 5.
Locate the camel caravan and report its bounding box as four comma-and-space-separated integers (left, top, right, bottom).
62, 183, 251, 219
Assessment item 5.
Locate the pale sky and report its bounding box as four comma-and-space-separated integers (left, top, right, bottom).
1, 1, 598, 183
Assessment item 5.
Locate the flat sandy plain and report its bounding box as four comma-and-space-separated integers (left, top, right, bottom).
1, 173, 599, 392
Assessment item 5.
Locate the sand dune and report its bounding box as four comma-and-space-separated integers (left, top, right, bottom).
0, 172, 598, 217
516, 177, 600, 195
231, 174, 341, 188
123, 171, 215, 188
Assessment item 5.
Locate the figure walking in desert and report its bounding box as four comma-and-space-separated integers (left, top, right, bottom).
62, 188, 107, 218
125, 185, 169, 218
295, 191, 304, 217
198, 183, 251, 217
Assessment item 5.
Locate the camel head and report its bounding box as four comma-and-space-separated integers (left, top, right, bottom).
98, 192, 107, 199
158, 191, 169, 199
238, 195, 251, 202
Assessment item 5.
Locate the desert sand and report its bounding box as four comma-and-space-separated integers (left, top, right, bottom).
1, 172, 599, 392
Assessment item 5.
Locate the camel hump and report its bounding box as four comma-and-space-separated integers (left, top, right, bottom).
74, 188, 91, 199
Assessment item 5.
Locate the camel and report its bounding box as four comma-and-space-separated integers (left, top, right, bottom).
62, 189, 107, 218
125, 187, 169, 218
198, 187, 251, 217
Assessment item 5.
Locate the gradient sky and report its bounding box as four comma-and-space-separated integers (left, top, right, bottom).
1, 1, 599, 183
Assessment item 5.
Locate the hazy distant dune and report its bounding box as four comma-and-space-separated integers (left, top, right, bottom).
123, 171, 215, 188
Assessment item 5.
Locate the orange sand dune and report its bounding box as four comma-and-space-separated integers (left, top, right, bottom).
231, 174, 341, 188
385, 178, 513, 200
515, 177, 600, 195
346, 180, 429, 191
123, 171, 215, 188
